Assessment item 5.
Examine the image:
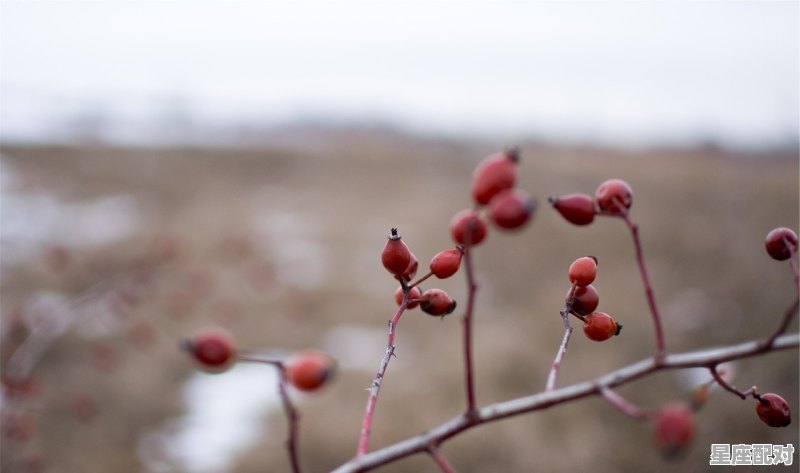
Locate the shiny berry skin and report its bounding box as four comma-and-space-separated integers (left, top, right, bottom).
395, 285, 423, 309
430, 248, 463, 279
420, 289, 457, 316
402, 252, 419, 281
765, 227, 798, 261
549, 193, 595, 226
471, 148, 519, 205
569, 256, 597, 287
450, 210, 488, 246
488, 189, 536, 230
595, 179, 633, 215
653, 403, 695, 457
756, 393, 791, 427
286, 351, 335, 392
381, 228, 412, 277
185, 329, 236, 373
582, 312, 621, 341
570, 284, 599, 316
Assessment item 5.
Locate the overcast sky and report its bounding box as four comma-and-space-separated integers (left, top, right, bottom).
1, 1, 798, 148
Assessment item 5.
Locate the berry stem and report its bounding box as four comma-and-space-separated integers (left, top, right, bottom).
545, 283, 578, 392
708, 365, 759, 401
276, 364, 302, 473
789, 241, 799, 293
762, 299, 799, 349
409, 271, 434, 289
621, 212, 666, 357
428, 446, 458, 473
598, 385, 652, 420
356, 294, 409, 456
237, 354, 301, 473
461, 244, 478, 415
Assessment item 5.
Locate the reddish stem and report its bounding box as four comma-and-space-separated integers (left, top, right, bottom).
461, 245, 478, 415
708, 365, 759, 401
621, 212, 666, 357
789, 241, 799, 293
546, 283, 578, 391
428, 446, 457, 473
598, 385, 652, 420
356, 295, 409, 455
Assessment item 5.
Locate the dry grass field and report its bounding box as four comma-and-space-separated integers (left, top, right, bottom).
1, 134, 797, 473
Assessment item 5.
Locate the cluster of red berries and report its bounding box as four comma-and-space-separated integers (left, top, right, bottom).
451, 148, 536, 246
565, 256, 621, 341
183, 329, 335, 392
549, 178, 633, 225
383, 228, 460, 316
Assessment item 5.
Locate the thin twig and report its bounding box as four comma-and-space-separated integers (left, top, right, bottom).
356, 293, 409, 455
276, 365, 302, 473
461, 244, 478, 415
546, 283, 578, 391
598, 385, 652, 420
708, 365, 759, 401
762, 298, 799, 349
331, 332, 799, 473
428, 446, 458, 473
621, 212, 666, 357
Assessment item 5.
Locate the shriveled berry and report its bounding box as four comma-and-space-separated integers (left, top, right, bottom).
488, 189, 536, 230
420, 288, 457, 316
595, 179, 633, 215
381, 228, 412, 277
653, 403, 695, 457
395, 285, 423, 309
569, 256, 597, 287
570, 284, 599, 316
472, 148, 519, 205
756, 393, 791, 427
549, 193, 595, 226
286, 351, 336, 392
450, 210, 488, 246
582, 312, 621, 341
430, 248, 463, 279
765, 227, 798, 261
184, 329, 236, 373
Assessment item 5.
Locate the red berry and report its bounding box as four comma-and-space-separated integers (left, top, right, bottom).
471, 148, 519, 205
488, 189, 536, 230
401, 252, 419, 281
286, 351, 335, 392
569, 256, 597, 287
756, 393, 791, 427
395, 285, 423, 309
653, 403, 695, 457
765, 227, 798, 261
381, 228, 412, 277
185, 329, 236, 373
582, 312, 621, 341
430, 248, 463, 279
450, 210, 488, 246
420, 289, 457, 316
570, 284, 599, 316
595, 179, 633, 215
549, 193, 595, 226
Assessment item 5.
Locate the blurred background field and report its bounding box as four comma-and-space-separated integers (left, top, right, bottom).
1, 1, 798, 472
1, 138, 797, 473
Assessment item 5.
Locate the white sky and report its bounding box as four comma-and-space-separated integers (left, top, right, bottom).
1, 1, 798, 147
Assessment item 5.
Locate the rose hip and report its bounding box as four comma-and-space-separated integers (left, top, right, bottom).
549, 193, 595, 226
471, 148, 519, 205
